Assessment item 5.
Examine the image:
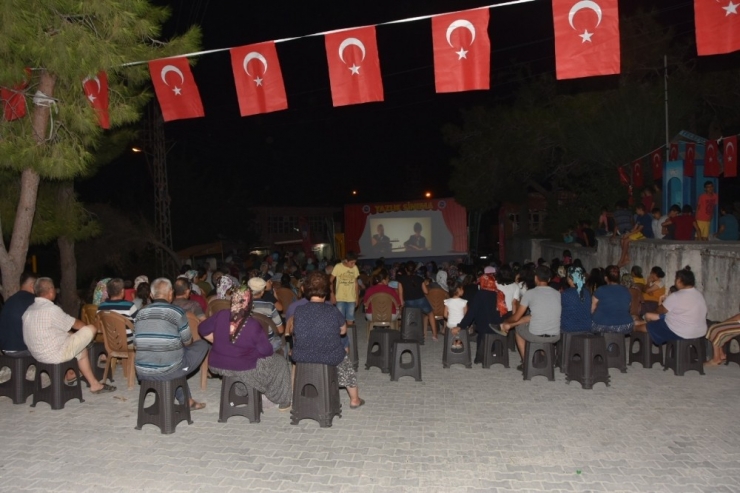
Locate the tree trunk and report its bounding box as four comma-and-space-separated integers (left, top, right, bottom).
0, 71, 54, 298
57, 181, 79, 316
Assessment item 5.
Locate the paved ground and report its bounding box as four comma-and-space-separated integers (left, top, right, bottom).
2, 317, 740, 493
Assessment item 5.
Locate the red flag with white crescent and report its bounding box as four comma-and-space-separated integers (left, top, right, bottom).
230, 42, 288, 117
704, 140, 720, 177
82, 71, 110, 129
618, 166, 629, 186
632, 160, 644, 187
552, 0, 621, 80
669, 142, 679, 161
650, 149, 663, 179
684, 142, 696, 177
325, 26, 384, 107
149, 57, 205, 122
694, 0, 740, 56
432, 9, 490, 93
724, 135, 738, 178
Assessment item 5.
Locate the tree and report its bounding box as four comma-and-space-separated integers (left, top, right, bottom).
0, 0, 200, 297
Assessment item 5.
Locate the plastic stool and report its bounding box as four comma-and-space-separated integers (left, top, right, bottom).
88, 341, 108, 383
391, 341, 422, 382
480, 333, 509, 369
135, 376, 192, 434
522, 338, 557, 381
565, 334, 610, 389
291, 363, 341, 427
628, 331, 663, 368
664, 337, 705, 376
0, 354, 35, 404
346, 324, 359, 371
31, 359, 84, 410
507, 329, 517, 352
556, 332, 588, 374
442, 329, 471, 369
400, 307, 424, 344
724, 335, 740, 367
365, 328, 401, 373
218, 375, 263, 423
603, 332, 628, 373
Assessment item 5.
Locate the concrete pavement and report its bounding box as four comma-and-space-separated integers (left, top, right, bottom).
1, 317, 739, 492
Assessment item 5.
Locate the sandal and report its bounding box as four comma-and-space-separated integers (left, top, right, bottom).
64, 377, 78, 386
91, 383, 116, 394
190, 401, 206, 411
349, 398, 365, 409
490, 324, 507, 337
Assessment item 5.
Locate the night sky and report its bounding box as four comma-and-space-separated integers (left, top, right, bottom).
77, 0, 708, 247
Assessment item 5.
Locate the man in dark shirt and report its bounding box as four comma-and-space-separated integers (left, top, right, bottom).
0, 273, 37, 356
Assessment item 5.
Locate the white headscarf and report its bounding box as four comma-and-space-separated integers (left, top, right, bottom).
435, 270, 448, 292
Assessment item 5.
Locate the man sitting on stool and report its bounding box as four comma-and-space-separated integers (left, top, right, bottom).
22, 277, 115, 394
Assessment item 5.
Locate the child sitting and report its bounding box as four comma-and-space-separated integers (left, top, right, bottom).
631, 265, 646, 285
444, 280, 468, 351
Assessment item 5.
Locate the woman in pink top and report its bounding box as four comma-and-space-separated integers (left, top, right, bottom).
363, 268, 401, 322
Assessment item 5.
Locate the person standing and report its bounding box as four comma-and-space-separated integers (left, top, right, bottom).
695, 181, 718, 241
715, 204, 739, 241
329, 251, 360, 332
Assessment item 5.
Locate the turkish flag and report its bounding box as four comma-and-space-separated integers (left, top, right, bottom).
704, 140, 720, 177
684, 142, 696, 177
82, 71, 110, 129
669, 142, 679, 161
651, 149, 663, 179
149, 57, 205, 122
325, 26, 384, 107
694, 0, 740, 56
1, 70, 29, 121
230, 42, 288, 117
724, 135, 738, 178
432, 9, 490, 93
552, 0, 620, 80
632, 160, 644, 187
618, 166, 629, 186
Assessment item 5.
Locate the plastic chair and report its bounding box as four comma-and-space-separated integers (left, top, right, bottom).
366, 293, 400, 341
425, 288, 448, 336
80, 304, 99, 326
206, 298, 231, 318
565, 333, 610, 389
186, 312, 210, 391
274, 287, 296, 315
664, 337, 705, 376
98, 311, 136, 389
442, 328, 471, 369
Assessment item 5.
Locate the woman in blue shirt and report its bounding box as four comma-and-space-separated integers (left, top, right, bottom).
560, 266, 592, 332
591, 265, 634, 334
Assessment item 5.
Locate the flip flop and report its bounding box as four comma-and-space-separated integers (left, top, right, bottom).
64, 377, 78, 385
91, 383, 116, 394
190, 401, 206, 411
349, 398, 365, 409
490, 324, 507, 337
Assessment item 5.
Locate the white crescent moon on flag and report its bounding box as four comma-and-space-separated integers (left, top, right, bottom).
568, 1, 603, 30
83, 76, 101, 94
727, 142, 736, 154
446, 20, 476, 47
653, 154, 661, 164
243, 52, 268, 76
338, 38, 366, 64
160, 65, 185, 86
687, 147, 694, 158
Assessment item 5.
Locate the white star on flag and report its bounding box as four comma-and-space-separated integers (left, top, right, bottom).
580, 30, 593, 43
172, 86, 182, 95
724, 1, 739, 15
87, 94, 96, 103
456, 48, 469, 59
349, 64, 361, 75
254, 77, 263, 86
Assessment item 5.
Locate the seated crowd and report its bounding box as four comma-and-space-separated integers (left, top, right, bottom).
0, 247, 731, 413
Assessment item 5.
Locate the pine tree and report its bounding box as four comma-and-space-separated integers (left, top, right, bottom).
0, 0, 201, 297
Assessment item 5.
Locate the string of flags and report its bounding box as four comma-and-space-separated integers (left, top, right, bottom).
619, 134, 739, 189
1, 1, 739, 124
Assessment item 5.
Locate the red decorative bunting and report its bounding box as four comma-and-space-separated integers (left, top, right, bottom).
149, 57, 205, 122
632, 160, 644, 187
325, 26, 384, 107
669, 143, 679, 161
82, 71, 110, 129
552, 0, 621, 80
618, 166, 629, 186
230, 42, 288, 117
694, 0, 740, 56
651, 150, 663, 179
1, 71, 29, 121
704, 140, 720, 177
724, 135, 738, 178
684, 143, 696, 177
432, 9, 490, 93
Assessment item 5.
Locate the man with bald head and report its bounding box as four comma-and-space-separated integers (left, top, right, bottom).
23, 277, 115, 394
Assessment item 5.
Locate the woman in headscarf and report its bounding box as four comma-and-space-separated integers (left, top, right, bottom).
92, 278, 111, 305
198, 285, 292, 410
560, 266, 592, 333
455, 267, 508, 365
432, 270, 449, 293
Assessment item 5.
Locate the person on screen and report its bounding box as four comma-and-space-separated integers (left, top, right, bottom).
404, 222, 427, 252
371, 224, 392, 255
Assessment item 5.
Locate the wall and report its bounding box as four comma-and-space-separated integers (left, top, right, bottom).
506, 237, 740, 321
